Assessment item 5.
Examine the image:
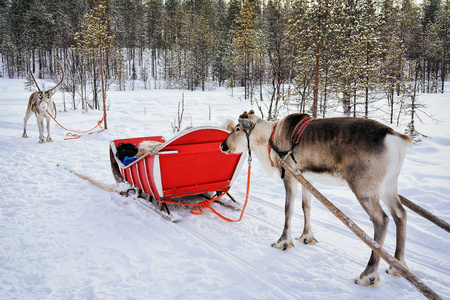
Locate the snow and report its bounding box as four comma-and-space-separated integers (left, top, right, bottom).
1, 78, 449, 299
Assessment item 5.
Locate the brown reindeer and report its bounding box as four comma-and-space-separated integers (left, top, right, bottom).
23, 60, 64, 143
220, 110, 412, 286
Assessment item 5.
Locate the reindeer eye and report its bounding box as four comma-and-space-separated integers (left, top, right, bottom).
235, 127, 241, 132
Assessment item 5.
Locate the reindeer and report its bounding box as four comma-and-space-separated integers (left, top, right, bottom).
23, 59, 64, 143
220, 110, 413, 286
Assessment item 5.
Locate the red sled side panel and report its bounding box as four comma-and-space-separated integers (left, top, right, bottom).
157, 128, 242, 199
111, 127, 244, 201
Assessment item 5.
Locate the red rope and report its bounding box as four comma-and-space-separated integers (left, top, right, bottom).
47, 111, 106, 140
160, 165, 252, 222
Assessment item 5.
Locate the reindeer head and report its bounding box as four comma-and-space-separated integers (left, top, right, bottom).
220, 110, 261, 154
29, 59, 64, 114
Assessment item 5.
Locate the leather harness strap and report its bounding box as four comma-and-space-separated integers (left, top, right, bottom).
291, 117, 314, 144
268, 117, 315, 178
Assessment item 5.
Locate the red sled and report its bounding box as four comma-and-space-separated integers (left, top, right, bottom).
109, 127, 245, 215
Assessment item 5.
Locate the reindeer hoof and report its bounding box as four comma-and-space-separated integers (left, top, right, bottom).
46, 137, 53, 142
271, 240, 294, 251
354, 271, 380, 286
386, 259, 407, 276
22, 133, 29, 138
386, 266, 402, 277
296, 234, 317, 244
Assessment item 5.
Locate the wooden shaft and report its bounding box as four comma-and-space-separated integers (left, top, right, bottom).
279, 159, 442, 300
399, 195, 450, 233
57, 164, 125, 195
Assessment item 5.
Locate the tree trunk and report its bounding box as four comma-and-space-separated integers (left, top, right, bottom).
343, 92, 351, 117
313, 21, 321, 118
93, 62, 98, 110
100, 47, 107, 130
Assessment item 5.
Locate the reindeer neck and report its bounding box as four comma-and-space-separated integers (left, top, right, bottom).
250, 120, 277, 176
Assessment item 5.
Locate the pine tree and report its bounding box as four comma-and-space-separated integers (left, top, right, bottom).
288, 0, 337, 118
287, 0, 315, 114
24, 1, 58, 76
263, 0, 289, 120
210, 0, 229, 86
436, 0, 450, 92
230, 0, 258, 100
161, 0, 182, 87
113, 0, 146, 81
73, 0, 115, 129
423, 0, 441, 24
6, 0, 32, 76
380, 0, 399, 123
194, 14, 217, 91
145, 0, 164, 81
358, 0, 383, 118
331, 0, 364, 116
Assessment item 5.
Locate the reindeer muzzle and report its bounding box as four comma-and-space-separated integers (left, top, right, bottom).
39, 101, 48, 112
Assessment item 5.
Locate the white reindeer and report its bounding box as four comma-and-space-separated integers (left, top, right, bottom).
23, 59, 64, 143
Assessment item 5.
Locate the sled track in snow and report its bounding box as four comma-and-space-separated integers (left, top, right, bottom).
246, 192, 449, 284
123, 191, 447, 297
249, 194, 367, 243
176, 220, 300, 300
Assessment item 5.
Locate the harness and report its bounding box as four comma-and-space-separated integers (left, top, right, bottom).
242, 119, 260, 166
268, 117, 314, 178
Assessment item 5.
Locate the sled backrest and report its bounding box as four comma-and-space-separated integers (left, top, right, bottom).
155, 127, 244, 196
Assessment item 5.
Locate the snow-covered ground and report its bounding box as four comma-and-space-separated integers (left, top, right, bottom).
0, 78, 449, 299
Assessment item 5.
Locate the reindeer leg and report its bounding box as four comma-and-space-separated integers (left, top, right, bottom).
272, 173, 297, 250
45, 114, 52, 142
385, 196, 408, 276
37, 115, 45, 143
354, 195, 389, 286
23, 110, 33, 138
296, 188, 317, 244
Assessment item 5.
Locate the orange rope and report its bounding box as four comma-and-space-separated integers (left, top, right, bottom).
160, 165, 252, 222
47, 111, 106, 140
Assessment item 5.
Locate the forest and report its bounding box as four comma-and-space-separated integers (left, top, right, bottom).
0, 0, 449, 132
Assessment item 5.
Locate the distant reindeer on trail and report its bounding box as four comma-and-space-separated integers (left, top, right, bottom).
23, 60, 64, 143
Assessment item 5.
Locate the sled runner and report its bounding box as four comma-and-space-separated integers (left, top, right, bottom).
109, 127, 245, 217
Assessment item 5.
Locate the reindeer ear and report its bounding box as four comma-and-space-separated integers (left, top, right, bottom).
248, 110, 255, 115
238, 118, 253, 130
